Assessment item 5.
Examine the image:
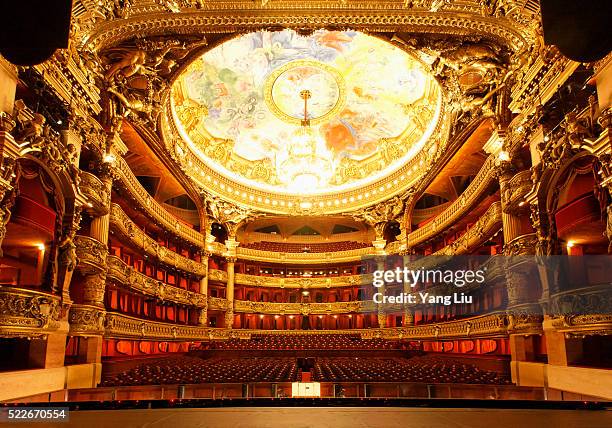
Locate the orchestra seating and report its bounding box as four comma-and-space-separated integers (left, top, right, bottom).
242, 241, 370, 253
101, 356, 299, 386
312, 357, 511, 384
208, 334, 400, 350
100, 355, 510, 386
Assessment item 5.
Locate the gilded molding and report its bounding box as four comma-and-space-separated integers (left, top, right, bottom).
69, 304, 106, 336
79, 171, 111, 215
549, 285, 612, 337
0, 286, 63, 337
114, 156, 206, 248
102, 311, 509, 341
407, 156, 498, 249
232, 246, 375, 264
110, 203, 207, 277
500, 169, 532, 213
233, 299, 373, 315
106, 255, 207, 308
75, 235, 108, 273
432, 201, 502, 255
86, 8, 525, 52
233, 272, 367, 289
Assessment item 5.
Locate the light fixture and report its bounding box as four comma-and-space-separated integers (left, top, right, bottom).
35, 243, 45, 251
276, 89, 333, 191
566, 240, 575, 248
259, 314, 264, 319
103, 153, 116, 164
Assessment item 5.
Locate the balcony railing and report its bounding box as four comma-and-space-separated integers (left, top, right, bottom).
407, 156, 498, 249
114, 157, 205, 248
0, 286, 62, 336
78, 171, 110, 215
110, 203, 206, 277
106, 256, 207, 309
74, 235, 108, 272
101, 311, 510, 341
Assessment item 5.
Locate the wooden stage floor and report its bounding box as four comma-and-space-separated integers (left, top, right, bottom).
3, 407, 611, 428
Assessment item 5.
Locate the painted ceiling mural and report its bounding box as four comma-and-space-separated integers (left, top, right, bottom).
171, 30, 442, 195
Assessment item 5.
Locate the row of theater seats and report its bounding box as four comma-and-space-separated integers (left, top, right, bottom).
208, 334, 400, 350
242, 241, 370, 253
101, 356, 299, 386
101, 356, 510, 386
312, 357, 511, 384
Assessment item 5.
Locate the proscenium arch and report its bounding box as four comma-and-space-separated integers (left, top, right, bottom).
84, 9, 527, 53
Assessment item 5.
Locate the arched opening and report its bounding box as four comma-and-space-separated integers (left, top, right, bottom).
0, 160, 61, 290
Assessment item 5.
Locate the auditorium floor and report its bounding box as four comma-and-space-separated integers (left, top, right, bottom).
5, 407, 611, 428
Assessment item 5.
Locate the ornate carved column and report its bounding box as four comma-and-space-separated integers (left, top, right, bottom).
225, 256, 236, 329
402, 271, 414, 326
69, 145, 119, 339
499, 165, 523, 245
198, 250, 210, 326
375, 257, 386, 328
0, 85, 19, 255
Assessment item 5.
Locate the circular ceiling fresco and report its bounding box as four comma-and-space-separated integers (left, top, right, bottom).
169, 30, 444, 211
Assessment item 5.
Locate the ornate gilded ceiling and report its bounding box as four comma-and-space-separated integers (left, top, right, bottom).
163, 30, 449, 214
171, 30, 442, 197
75, 0, 539, 215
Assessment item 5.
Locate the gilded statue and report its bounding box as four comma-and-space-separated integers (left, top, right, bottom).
18, 113, 47, 146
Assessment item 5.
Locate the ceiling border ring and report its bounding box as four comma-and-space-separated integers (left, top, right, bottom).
85, 11, 526, 52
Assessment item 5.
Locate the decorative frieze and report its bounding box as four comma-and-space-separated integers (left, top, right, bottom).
106, 255, 207, 309
114, 156, 206, 248
68, 304, 106, 336
75, 235, 108, 273
232, 272, 367, 289
110, 203, 206, 277
433, 201, 503, 256
0, 287, 62, 337
407, 156, 498, 249
101, 311, 510, 341
79, 171, 111, 216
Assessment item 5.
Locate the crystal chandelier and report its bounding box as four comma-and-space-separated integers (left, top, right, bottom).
277, 90, 334, 191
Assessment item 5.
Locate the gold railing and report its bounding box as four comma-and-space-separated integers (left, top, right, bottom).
502, 169, 532, 211
0, 286, 63, 337
69, 304, 106, 336
114, 157, 205, 248
208, 269, 228, 282
106, 256, 207, 309
433, 201, 502, 256
78, 171, 109, 215
407, 156, 497, 249
74, 235, 108, 272
233, 299, 376, 315
102, 312, 509, 341
110, 203, 206, 277
104, 312, 212, 340
549, 284, 612, 336
208, 296, 231, 311
233, 246, 375, 263
227, 271, 367, 288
